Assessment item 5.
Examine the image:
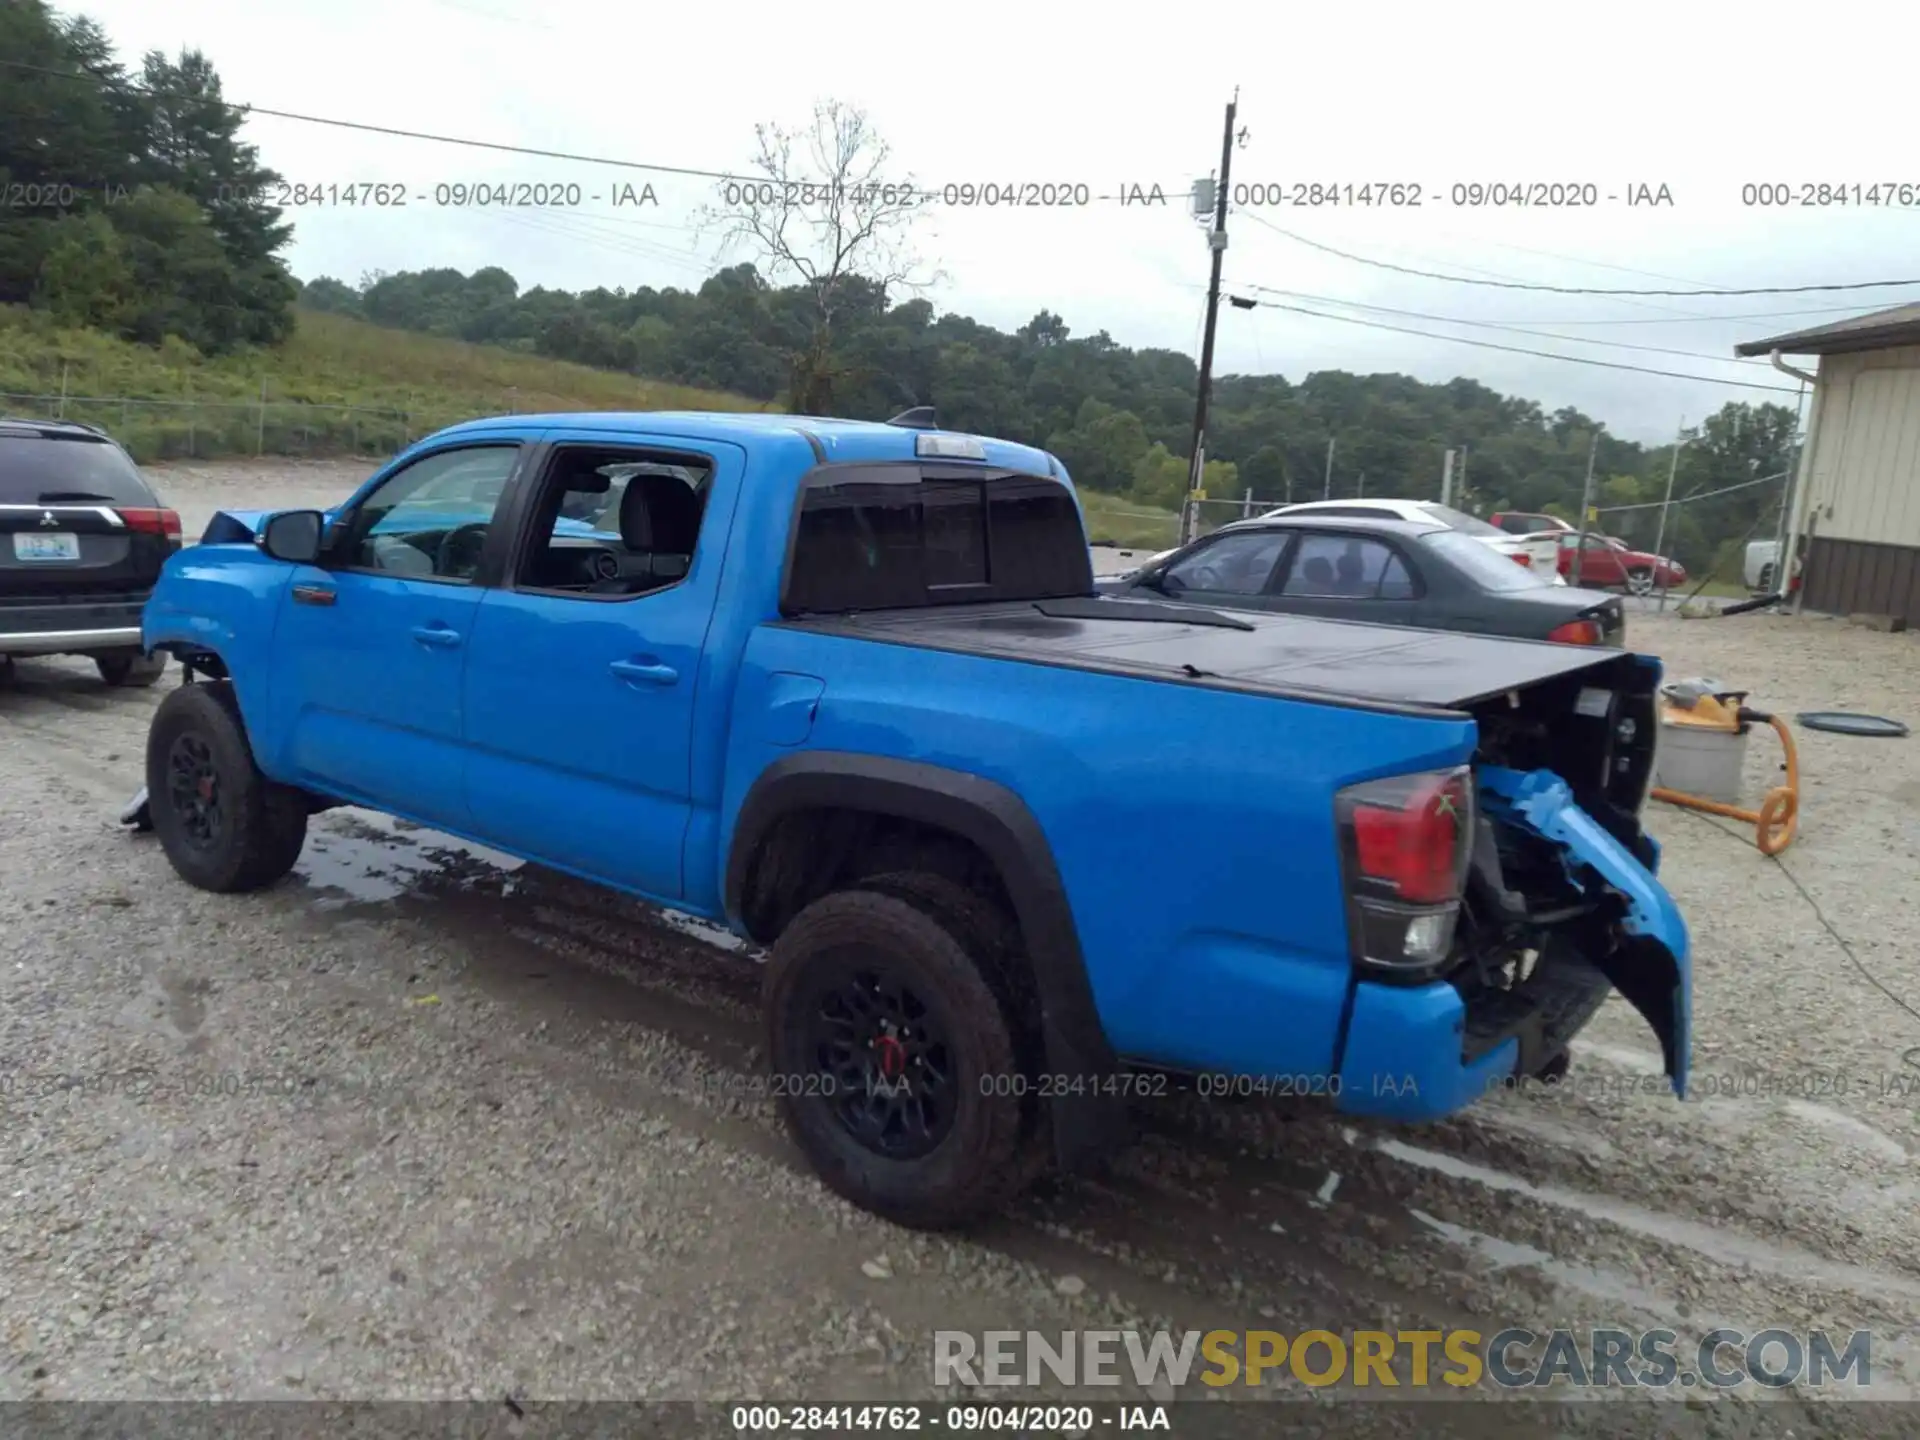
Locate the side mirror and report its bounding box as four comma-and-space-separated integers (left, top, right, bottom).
261, 509, 324, 564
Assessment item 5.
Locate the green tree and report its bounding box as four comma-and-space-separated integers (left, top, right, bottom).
1046, 400, 1150, 493
32, 209, 134, 330
0, 4, 294, 348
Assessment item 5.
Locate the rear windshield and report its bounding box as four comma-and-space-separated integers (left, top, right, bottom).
782, 465, 1093, 614
1421, 530, 1552, 592
0, 431, 156, 506
1418, 503, 1506, 538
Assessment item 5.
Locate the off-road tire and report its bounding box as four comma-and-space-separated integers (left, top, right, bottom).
857, 870, 1054, 1188
766, 888, 1028, 1229
96, 651, 168, 687
146, 681, 309, 893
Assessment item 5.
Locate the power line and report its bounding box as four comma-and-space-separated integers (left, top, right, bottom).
1240, 213, 1920, 297
1450, 303, 1891, 329
1441, 232, 1722, 290
1236, 213, 1738, 327
0, 58, 1191, 204
0, 58, 756, 187
1594, 470, 1787, 513
1231, 297, 1804, 394
1239, 286, 1774, 365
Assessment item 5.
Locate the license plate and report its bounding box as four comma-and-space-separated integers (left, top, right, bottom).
13, 532, 80, 561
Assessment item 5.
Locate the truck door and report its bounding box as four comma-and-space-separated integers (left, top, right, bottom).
265, 440, 529, 826
460, 434, 746, 902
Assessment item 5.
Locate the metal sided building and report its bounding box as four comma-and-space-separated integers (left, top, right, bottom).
1736, 303, 1920, 628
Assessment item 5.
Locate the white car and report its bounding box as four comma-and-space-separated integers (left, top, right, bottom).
1259, 498, 1567, 584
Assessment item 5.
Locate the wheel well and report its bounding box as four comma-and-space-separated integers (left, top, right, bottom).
158, 643, 230, 681
737, 808, 1020, 951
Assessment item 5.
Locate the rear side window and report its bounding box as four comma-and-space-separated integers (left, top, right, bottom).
782, 466, 1092, 614
0, 431, 156, 506
1421, 530, 1549, 591
1282, 535, 1415, 598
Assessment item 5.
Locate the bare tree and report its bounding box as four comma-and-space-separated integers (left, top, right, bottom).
702, 101, 934, 415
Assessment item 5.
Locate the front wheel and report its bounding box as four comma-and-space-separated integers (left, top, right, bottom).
146, 682, 309, 892
1625, 567, 1655, 596
765, 889, 1029, 1230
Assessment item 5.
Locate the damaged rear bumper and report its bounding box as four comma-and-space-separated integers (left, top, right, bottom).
1335, 765, 1690, 1120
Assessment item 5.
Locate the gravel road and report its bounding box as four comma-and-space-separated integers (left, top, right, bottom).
3, 460, 1917, 1431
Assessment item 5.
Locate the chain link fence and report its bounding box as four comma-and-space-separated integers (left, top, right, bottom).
0, 387, 415, 465
0, 370, 559, 466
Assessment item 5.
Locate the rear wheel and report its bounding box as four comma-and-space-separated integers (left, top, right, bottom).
146, 682, 309, 892
95, 650, 168, 687
1625, 567, 1655, 597
765, 888, 1029, 1229
856, 870, 1054, 1187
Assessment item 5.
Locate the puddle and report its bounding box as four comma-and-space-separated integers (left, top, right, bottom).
296, 826, 461, 907
651, 907, 757, 956
296, 809, 525, 909
1376, 1136, 1920, 1305
1408, 1207, 1696, 1315
297, 809, 760, 960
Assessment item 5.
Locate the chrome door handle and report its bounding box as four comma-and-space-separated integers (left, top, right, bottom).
410, 624, 462, 649
609, 659, 678, 686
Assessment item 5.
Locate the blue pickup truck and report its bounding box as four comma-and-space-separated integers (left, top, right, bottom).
134, 410, 1690, 1228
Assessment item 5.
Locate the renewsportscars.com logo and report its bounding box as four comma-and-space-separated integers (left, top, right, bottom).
932, 1328, 1873, 1391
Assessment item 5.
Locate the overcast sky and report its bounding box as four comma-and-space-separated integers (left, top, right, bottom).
71, 0, 1920, 443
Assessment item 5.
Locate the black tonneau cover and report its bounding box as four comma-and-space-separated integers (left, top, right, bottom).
781, 597, 1632, 715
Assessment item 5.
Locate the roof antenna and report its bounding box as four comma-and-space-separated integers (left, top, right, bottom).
886, 406, 937, 430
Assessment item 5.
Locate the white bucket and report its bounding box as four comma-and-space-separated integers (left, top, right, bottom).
1654, 720, 1748, 805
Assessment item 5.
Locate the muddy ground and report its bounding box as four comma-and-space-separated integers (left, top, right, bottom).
2, 459, 1918, 1432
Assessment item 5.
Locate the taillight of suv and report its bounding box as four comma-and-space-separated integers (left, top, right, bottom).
1335, 767, 1473, 984
118, 507, 184, 549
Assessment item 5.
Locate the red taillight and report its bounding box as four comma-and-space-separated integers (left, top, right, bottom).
1345, 770, 1472, 904
1546, 619, 1602, 645
118, 508, 183, 543
1510, 552, 1533, 567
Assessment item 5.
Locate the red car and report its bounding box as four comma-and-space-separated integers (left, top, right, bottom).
1490, 511, 1575, 537
1555, 532, 1686, 594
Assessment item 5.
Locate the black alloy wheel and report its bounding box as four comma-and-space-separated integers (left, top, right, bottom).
166, 731, 224, 850
809, 956, 957, 1160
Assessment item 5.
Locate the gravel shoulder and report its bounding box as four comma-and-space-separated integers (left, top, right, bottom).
2, 461, 1917, 1427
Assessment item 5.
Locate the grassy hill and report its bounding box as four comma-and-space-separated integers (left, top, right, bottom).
0, 307, 771, 464
0, 305, 1184, 545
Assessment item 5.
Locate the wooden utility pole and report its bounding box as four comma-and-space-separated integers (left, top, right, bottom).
1181, 90, 1240, 545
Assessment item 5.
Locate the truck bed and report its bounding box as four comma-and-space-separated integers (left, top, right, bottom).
779, 597, 1631, 715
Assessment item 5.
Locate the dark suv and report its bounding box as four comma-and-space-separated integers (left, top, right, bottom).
0, 418, 180, 685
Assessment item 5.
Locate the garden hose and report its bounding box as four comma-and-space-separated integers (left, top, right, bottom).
1650, 706, 1800, 855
